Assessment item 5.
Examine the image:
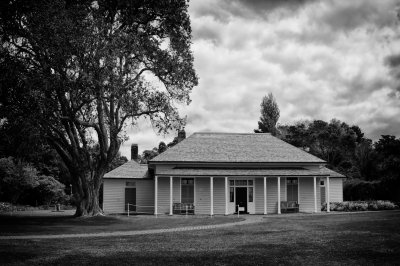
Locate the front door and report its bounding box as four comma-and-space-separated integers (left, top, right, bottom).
287, 178, 298, 202
235, 187, 247, 213
125, 188, 136, 212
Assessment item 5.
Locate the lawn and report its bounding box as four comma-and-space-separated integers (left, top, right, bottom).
1, 211, 400, 265
0, 211, 242, 236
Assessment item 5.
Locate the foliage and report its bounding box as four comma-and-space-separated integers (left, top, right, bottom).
107, 152, 128, 172
279, 119, 370, 177
0, 157, 38, 203
140, 148, 159, 164
0, 0, 197, 216
158, 142, 167, 153
278, 118, 400, 201
254, 93, 280, 135
321, 201, 398, 212
0, 157, 67, 205
343, 179, 381, 201
32, 176, 66, 205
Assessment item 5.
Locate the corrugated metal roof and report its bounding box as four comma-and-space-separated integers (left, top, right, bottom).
150, 132, 326, 163
155, 166, 344, 178
103, 160, 149, 179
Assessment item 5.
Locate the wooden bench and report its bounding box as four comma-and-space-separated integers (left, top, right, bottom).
281, 201, 299, 213
173, 203, 195, 214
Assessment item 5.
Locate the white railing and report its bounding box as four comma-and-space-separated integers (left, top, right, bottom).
126, 203, 155, 217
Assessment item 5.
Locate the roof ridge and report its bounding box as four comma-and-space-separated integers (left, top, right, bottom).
193, 132, 272, 135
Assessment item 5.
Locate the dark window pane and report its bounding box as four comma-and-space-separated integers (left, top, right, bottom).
230, 180, 234, 186
230, 187, 234, 202
181, 178, 194, 203
248, 180, 253, 186
249, 187, 253, 202
235, 180, 247, 186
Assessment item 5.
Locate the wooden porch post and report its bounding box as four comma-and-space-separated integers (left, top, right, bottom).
326, 177, 330, 213
313, 176, 317, 213
154, 176, 158, 215
169, 176, 173, 215
225, 177, 229, 215
277, 176, 281, 214
210, 176, 214, 216
263, 177, 267, 215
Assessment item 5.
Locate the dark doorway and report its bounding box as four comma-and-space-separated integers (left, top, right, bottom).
125, 188, 136, 212
235, 187, 247, 213
287, 178, 298, 202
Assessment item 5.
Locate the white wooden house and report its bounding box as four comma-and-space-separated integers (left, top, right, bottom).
103, 133, 344, 215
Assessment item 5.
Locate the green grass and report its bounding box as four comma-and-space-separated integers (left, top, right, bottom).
0, 212, 242, 236
1, 211, 400, 265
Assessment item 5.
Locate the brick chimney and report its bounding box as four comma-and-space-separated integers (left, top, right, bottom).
177, 128, 186, 143
131, 144, 138, 161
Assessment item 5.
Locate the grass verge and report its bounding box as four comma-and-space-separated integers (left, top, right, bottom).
1, 211, 399, 265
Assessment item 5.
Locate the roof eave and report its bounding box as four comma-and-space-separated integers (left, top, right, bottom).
149, 161, 326, 165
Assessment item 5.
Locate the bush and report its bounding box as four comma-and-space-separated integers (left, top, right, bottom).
0, 157, 38, 203
344, 178, 400, 202
33, 176, 66, 205
321, 201, 398, 212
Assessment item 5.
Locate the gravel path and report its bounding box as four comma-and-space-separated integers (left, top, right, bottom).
0, 215, 264, 240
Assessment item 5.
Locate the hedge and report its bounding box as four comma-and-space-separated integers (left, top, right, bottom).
344, 178, 400, 202
321, 201, 398, 212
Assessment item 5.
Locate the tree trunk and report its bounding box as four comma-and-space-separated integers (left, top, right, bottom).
74, 172, 104, 217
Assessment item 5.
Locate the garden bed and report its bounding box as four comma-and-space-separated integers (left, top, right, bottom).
322, 200, 398, 212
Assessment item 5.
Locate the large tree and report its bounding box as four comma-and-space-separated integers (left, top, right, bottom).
254, 93, 280, 135
0, 0, 198, 216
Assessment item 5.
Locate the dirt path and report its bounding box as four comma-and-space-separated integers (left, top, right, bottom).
0, 215, 264, 240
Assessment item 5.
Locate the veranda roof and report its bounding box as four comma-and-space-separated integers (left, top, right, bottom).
150, 132, 325, 163
104, 160, 149, 179
155, 166, 345, 178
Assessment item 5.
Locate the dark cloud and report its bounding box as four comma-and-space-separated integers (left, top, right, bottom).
314, 0, 398, 32
384, 53, 400, 91
190, 0, 316, 22
232, 0, 317, 14
192, 24, 222, 44
339, 75, 389, 103
385, 53, 400, 68
366, 113, 400, 140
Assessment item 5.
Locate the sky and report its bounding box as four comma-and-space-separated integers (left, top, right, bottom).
120, 0, 400, 158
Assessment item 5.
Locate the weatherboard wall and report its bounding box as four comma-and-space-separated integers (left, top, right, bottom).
103, 179, 154, 214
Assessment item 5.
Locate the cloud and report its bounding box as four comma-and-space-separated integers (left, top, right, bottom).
119, 0, 400, 158
313, 0, 399, 32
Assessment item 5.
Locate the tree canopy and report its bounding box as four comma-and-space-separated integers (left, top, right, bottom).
278, 119, 400, 201
254, 93, 280, 135
0, 0, 198, 216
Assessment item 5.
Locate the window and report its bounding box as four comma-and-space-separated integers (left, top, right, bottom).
230, 187, 234, 202
235, 180, 247, 186
181, 178, 194, 203
126, 181, 136, 187
181, 179, 194, 185
248, 180, 253, 186
230, 180, 235, 186
248, 187, 253, 202
320, 180, 325, 187
287, 178, 298, 202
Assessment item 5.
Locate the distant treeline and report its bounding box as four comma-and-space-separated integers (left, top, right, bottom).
277, 119, 400, 202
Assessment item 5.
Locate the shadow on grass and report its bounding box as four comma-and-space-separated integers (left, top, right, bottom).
0, 213, 244, 236
11, 248, 400, 266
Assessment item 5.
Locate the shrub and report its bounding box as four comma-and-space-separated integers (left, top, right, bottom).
0, 157, 38, 203
33, 176, 66, 205
321, 201, 398, 212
